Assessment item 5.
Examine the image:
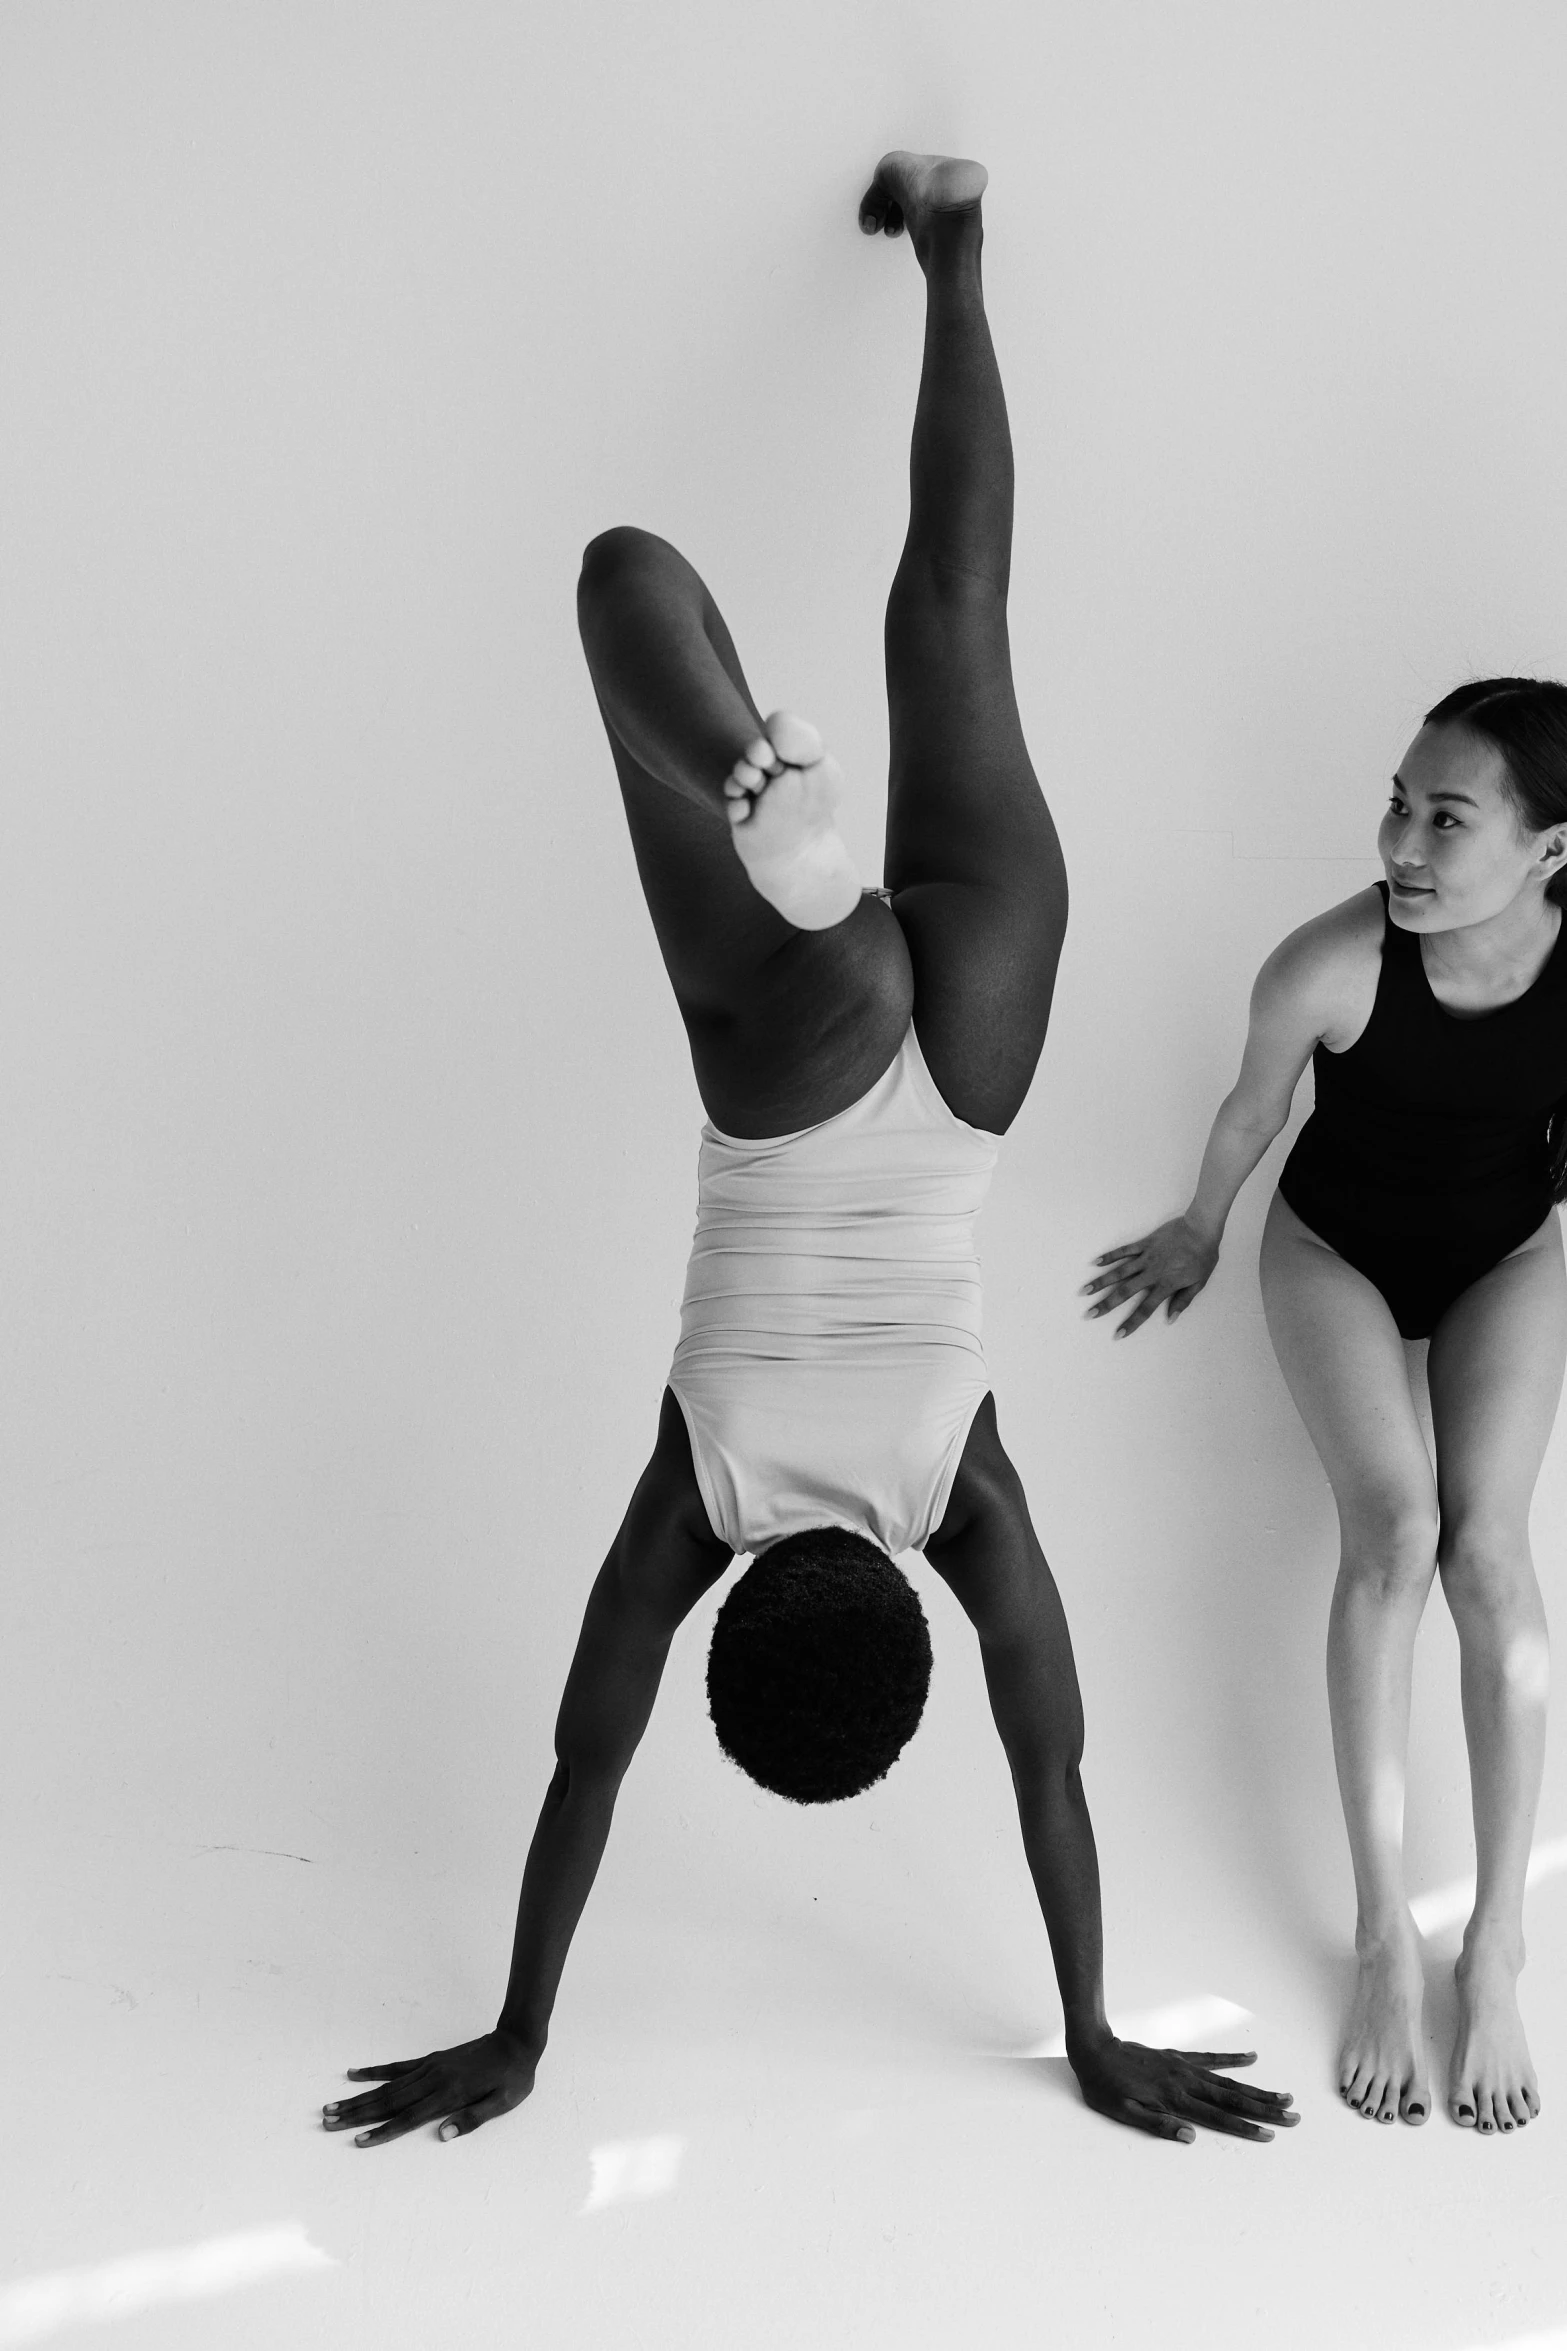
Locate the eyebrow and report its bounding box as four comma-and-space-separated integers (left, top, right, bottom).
1391, 774, 1479, 808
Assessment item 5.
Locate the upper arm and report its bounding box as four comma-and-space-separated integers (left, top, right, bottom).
1228, 888, 1382, 1131
553, 1392, 732, 1776
927, 1401, 1085, 1764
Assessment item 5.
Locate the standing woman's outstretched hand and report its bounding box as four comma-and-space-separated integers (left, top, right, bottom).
1083, 1216, 1218, 1337
322, 2029, 540, 2147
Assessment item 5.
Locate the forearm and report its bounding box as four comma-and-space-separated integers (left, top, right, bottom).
495, 1758, 625, 2048
1010, 1755, 1111, 2055
1184, 1092, 1285, 1246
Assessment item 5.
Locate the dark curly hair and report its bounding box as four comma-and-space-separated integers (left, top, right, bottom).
706, 1527, 932, 1804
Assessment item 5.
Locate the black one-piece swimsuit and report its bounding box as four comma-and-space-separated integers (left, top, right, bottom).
1278, 882, 1567, 1339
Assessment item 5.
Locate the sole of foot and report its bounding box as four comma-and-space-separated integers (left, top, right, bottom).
1337, 1930, 1430, 2126
1448, 1945, 1540, 2134
724, 711, 861, 931
858, 151, 988, 243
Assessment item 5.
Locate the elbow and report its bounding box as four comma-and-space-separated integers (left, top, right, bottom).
549, 1744, 630, 1809
1221, 1091, 1288, 1147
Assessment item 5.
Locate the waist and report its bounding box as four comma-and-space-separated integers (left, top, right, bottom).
679, 1251, 983, 1340
1281, 1114, 1552, 1236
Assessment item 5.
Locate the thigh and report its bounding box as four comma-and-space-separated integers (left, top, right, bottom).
1259, 1192, 1438, 1529
1427, 1213, 1567, 1540
592, 560, 914, 1137
608, 718, 912, 1136
882, 574, 1067, 1133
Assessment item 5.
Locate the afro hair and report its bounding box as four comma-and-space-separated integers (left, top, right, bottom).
706, 1526, 932, 1804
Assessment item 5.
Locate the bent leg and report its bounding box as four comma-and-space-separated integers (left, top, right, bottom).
1428, 1214, 1565, 2132
1260, 1193, 1439, 2123
578, 528, 912, 1136
865, 158, 1067, 1132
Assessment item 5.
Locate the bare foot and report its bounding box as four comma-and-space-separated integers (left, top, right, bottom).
723, 712, 861, 931
1449, 1936, 1540, 2134
857, 151, 988, 252
1338, 1921, 1429, 2125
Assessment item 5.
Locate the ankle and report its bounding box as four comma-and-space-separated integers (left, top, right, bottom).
1353, 1909, 1419, 1959
917, 205, 983, 275
1457, 1925, 1525, 1980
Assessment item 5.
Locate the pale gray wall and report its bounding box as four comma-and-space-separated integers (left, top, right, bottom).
4, 0, 1566, 2032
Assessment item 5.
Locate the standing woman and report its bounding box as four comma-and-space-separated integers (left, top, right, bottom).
1086, 681, 1567, 2136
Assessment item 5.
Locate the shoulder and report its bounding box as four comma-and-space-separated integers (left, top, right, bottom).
1254, 886, 1385, 1048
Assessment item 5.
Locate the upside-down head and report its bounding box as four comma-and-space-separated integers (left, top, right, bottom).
705, 1528, 932, 1804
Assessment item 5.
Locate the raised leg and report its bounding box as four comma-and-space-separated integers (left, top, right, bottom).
1260, 1193, 1438, 2125
861, 154, 1068, 1133
1427, 1215, 1564, 2133
577, 527, 912, 1137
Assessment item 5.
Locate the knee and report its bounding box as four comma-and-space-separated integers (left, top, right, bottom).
1438, 1518, 1542, 1617
577, 525, 660, 604
1337, 1500, 1438, 1603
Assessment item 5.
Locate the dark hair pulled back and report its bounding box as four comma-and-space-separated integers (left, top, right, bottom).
1425, 678, 1567, 1199
1423, 676, 1567, 908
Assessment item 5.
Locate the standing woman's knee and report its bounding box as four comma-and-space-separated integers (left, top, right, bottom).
1337, 1497, 1439, 1600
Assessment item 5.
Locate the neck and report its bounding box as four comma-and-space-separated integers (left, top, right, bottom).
1421, 884, 1559, 983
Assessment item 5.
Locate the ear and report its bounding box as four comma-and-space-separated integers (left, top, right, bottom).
1545, 832, 1567, 868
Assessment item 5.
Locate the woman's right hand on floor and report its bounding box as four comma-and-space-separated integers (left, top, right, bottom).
322, 2028, 541, 2147
1082, 1216, 1218, 1337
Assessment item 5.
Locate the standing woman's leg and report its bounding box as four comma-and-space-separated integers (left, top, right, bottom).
1427, 1214, 1566, 2132
860, 155, 1068, 1134
1260, 1193, 1440, 2124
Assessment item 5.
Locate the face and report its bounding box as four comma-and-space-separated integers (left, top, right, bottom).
1377, 724, 1565, 932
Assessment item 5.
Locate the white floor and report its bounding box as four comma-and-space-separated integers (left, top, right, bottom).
9, 1616, 1567, 2351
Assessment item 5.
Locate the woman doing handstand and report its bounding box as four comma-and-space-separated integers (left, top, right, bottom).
322, 153, 1296, 2151
1087, 681, 1567, 2135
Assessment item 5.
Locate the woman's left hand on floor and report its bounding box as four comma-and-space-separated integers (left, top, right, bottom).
1069, 2035, 1299, 2143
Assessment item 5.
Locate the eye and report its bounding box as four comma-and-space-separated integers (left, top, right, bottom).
1432, 812, 1460, 829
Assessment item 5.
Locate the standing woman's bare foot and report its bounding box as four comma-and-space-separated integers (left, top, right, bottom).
1449, 1932, 1541, 2134
723, 712, 861, 931
1338, 1916, 1431, 2125
858, 151, 989, 260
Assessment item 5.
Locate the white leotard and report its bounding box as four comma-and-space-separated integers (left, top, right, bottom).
667, 1011, 1001, 1558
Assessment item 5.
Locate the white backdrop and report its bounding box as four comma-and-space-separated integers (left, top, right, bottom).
5, 6, 1567, 2344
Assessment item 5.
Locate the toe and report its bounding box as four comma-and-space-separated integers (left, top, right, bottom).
762, 712, 823, 768
1400, 2085, 1428, 2126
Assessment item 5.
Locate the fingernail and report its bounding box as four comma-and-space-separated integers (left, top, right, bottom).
355, 2132, 373, 2146
324, 2104, 339, 2117
439, 2121, 458, 2141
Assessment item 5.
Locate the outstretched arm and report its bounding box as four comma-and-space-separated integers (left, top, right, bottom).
323, 1393, 731, 2147
1083, 893, 1376, 1338
927, 1399, 1297, 2143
